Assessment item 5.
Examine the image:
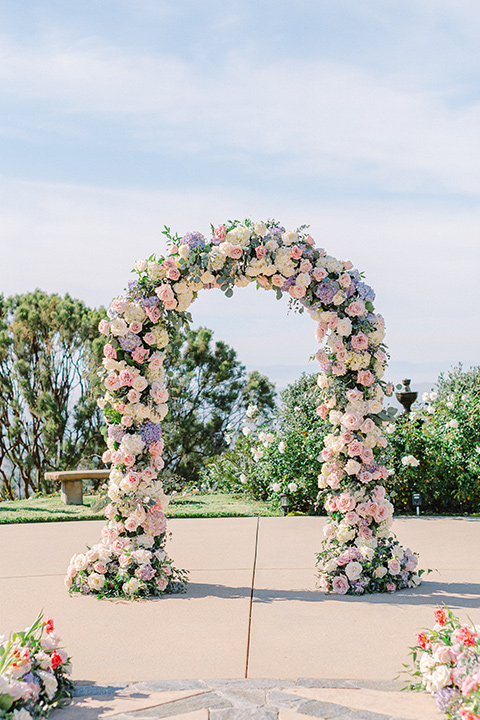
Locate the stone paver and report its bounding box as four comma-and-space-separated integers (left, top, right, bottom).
49, 680, 442, 719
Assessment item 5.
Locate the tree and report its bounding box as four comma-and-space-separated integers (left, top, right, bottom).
0, 290, 106, 499
161, 326, 276, 484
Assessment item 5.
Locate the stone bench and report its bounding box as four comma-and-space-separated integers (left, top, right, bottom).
44, 469, 110, 505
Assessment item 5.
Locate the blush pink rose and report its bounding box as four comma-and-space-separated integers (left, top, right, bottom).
347, 440, 363, 457
332, 575, 349, 595
289, 285, 306, 298
272, 274, 286, 288
98, 319, 110, 335
341, 431, 354, 444
358, 525, 373, 540
103, 343, 117, 359
346, 300, 366, 317
125, 515, 141, 532
121, 416, 133, 427
324, 497, 338, 513
155, 284, 175, 302
357, 370, 375, 387
360, 447, 374, 464
326, 473, 341, 489
290, 245, 303, 259
351, 332, 369, 350
104, 374, 120, 391
102, 450, 112, 464
312, 267, 327, 282
119, 553, 131, 568
167, 268, 180, 281
145, 305, 162, 323
372, 485, 386, 502
321, 447, 333, 461
333, 340, 344, 352
143, 332, 157, 346
229, 245, 243, 259
129, 321, 143, 334
340, 411, 363, 431
336, 348, 347, 361
337, 493, 356, 513
152, 455, 165, 469
374, 504, 390, 522
339, 273, 351, 288
94, 561, 107, 574
360, 418, 375, 433
255, 245, 267, 259
151, 384, 169, 403
344, 511, 359, 525
316, 350, 329, 364
346, 388, 363, 403
315, 325, 326, 342
300, 259, 312, 273
316, 404, 328, 420
214, 225, 226, 240
149, 440, 164, 456
387, 558, 401, 575
257, 276, 269, 288
332, 362, 347, 376
343, 260, 353, 270
123, 453, 135, 467
358, 470, 372, 484
156, 577, 168, 591
131, 346, 149, 364
127, 389, 141, 404
118, 369, 135, 387
163, 298, 178, 310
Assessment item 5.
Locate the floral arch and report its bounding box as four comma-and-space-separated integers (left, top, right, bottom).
66, 219, 421, 598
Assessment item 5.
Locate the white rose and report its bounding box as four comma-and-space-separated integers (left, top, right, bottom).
345, 561, 363, 581
272, 483, 282, 493
265, 239, 278, 252
110, 318, 128, 336
132, 375, 149, 392
239, 473, 247, 484
147, 262, 166, 281
72, 553, 88, 571
336, 526, 355, 543
135, 259, 147, 272
178, 244, 191, 259
242, 426, 251, 436
324, 558, 338, 572
87, 572, 105, 591
374, 566, 387, 578
38, 670, 58, 700
13, 707, 33, 720
281, 230, 298, 245
296, 272, 311, 288
418, 652, 436, 674
317, 373, 329, 389
287, 482, 298, 493
132, 549, 152, 564
254, 221, 268, 237
278, 441, 286, 453
122, 578, 140, 594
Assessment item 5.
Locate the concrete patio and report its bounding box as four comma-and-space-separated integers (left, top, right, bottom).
1, 515, 479, 718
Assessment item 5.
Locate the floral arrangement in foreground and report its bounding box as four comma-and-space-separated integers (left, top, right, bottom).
67, 218, 422, 598
0, 614, 73, 720
404, 606, 480, 718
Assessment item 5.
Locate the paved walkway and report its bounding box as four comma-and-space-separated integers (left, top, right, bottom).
1, 516, 479, 718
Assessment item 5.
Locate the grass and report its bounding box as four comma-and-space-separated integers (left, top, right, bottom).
0, 492, 281, 524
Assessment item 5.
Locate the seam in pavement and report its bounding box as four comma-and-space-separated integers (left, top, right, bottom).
244, 515, 260, 679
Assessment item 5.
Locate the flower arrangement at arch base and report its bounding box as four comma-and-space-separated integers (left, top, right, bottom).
0, 614, 73, 720
66, 217, 423, 599
404, 606, 480, 719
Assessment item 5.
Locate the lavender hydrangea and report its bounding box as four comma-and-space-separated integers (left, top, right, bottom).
141, 296, 160, 309
140, 420, 163, 445
435, 687, 460, 714
108, 425, 126, 442
118, 332, 142, 351
182, 231, 206, 250
315, 279, 337, 304
127, 280, 142, 302
356, 282, 376, 303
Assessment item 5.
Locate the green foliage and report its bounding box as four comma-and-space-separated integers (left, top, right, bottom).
385, 365, 480, 514
161, 326, 276, 484
0, 290, 106, 499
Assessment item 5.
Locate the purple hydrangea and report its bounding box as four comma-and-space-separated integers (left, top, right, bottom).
182, 231, 206, 250
141, 296, 160, 309
140, 420, 163, 445
118, 332, 142, 351
435, 687, 459, 714
315, 279, 337, 304
356, 282, 376, 303
136, 564, 156, 581
108, 425, 126, 442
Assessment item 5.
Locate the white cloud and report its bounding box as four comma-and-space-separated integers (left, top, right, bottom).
1, 31, 480, 194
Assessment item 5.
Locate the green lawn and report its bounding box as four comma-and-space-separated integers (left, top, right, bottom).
0, 492, 281, 524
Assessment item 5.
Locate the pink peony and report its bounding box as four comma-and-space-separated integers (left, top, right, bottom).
332, 575, 349, 595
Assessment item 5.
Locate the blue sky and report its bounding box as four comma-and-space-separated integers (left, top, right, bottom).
1, 0, 480, 394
